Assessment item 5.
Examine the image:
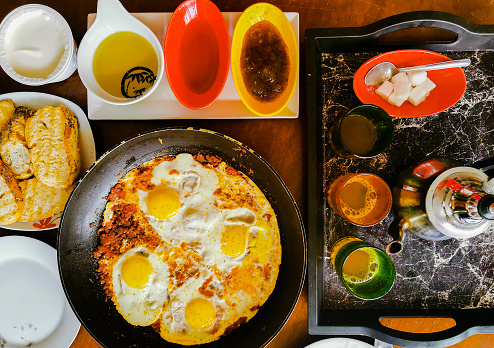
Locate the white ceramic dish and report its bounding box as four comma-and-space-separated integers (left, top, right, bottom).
87, 11, 300, 119
0, 92, 96, 231
0, 236, 80, 348
304, 338, 374, 348
78, 0, 165, 105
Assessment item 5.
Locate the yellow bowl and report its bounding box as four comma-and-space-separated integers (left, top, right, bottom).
231, 3, 298, 117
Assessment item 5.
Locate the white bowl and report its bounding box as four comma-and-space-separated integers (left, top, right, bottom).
77, 0, 164, 105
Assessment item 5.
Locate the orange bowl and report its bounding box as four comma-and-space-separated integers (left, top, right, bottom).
164, 0, 230, 110
353, 49, 466, 118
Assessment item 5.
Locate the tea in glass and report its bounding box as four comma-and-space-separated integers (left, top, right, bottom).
339, 114, 377, 155
331, 104, 393, 158
330, 237, 395, 300
327, 173, 392, 226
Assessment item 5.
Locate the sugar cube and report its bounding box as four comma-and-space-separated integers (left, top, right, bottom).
391, 72, 409, 84
407, 71, 427, 86
375, 80, 393, 100
387, 92, 407, 107
417, 78, 436, 94
408, 86, 427, 106
391, 82, 412, 100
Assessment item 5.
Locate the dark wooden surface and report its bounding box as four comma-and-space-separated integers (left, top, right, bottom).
0, 0, 493, 347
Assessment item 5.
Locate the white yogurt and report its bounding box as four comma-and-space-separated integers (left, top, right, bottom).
5, 10, 65, 78
0, 5, 77, 85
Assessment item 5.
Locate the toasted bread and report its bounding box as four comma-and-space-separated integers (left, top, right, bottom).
18, 177, 74, 222
25, 105, 80, 189
0, 99, 15, 131
0, 107, 35, 180
0, 159, 24, 224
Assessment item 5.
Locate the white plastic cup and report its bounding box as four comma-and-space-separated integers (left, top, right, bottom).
0, 4, 77, 86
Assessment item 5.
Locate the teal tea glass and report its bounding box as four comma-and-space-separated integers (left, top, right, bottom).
330, 104, 394, 158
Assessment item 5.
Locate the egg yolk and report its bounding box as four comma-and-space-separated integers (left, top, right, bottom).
146, 186, 181, 219
121, 255, 153, 289
221, 225, 248, 257
184, 298, 216, 330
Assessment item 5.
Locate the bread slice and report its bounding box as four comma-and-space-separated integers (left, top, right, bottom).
0, 99, 15, 132
18, 177, 74, 222
0, 107, 35, 180
25, 105, 80, 189
0, 159, 24, 224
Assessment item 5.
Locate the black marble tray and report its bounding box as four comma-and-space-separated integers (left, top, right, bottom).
306, 11, 494, 348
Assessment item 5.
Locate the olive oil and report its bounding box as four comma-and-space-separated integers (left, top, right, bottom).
93, 31, 158, 98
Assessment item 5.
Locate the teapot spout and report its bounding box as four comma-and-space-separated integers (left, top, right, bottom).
386, 219, 410, 254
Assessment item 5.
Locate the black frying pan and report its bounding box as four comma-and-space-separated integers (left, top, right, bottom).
58, 128, 306, 348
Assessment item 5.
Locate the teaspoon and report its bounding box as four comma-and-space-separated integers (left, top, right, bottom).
364, 58, 471, 86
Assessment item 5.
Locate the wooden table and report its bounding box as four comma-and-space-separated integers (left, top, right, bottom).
0, 0, 493, 347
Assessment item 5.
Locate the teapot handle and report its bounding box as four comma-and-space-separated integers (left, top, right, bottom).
471, 157, 494, 177
471, 157, 494, 193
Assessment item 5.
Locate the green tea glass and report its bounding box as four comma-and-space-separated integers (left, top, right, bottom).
330, 237, 396, 300
331, 104, 394, 158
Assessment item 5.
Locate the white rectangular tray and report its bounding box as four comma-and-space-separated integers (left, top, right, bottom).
86, 12, 299, 120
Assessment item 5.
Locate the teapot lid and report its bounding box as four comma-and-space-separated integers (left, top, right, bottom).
426, 167, 493, 238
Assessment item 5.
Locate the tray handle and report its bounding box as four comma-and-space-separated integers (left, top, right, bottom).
315, 11, 494, 52
371, 315, 485, 347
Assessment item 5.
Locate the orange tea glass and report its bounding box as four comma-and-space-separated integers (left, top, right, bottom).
327, 173, 392, 226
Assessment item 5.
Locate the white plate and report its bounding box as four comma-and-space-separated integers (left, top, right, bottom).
304, 338, 374, 348
0, 236, 80, 348
0, 92, 96, 231
87, 12, 300, 119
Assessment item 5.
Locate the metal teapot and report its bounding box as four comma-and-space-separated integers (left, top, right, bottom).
386, 158, 494, 254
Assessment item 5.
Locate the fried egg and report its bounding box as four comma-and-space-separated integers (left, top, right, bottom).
134, 153, 220, 246
160, 271, 228, 345
95, 153, 281, 345
201, 208, 273, 272
112, 246, 169, 326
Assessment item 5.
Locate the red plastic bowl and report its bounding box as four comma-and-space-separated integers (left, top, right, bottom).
353, 49, 467, 118
164, 0, 230, 110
